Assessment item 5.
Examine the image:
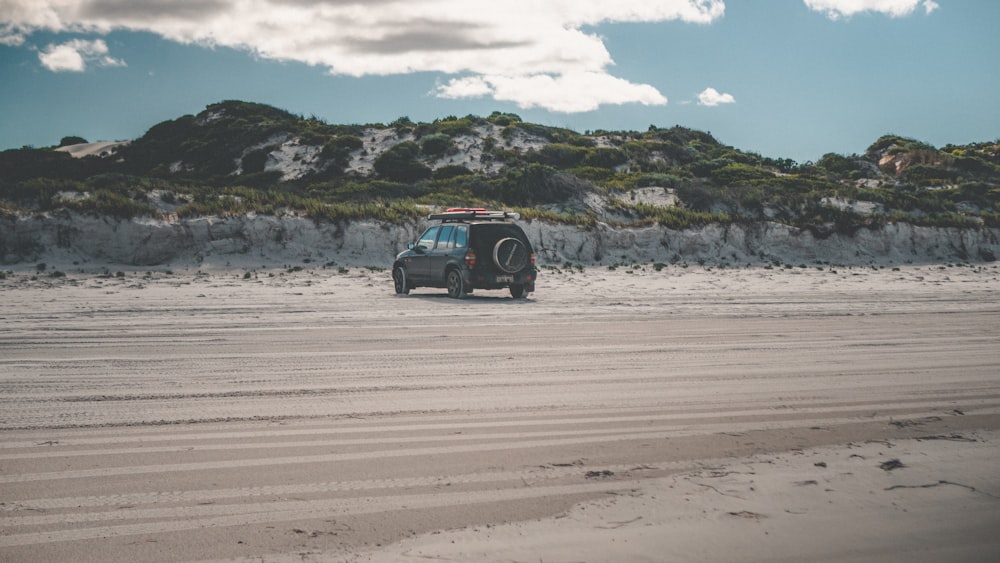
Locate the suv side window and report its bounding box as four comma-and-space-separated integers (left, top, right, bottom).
436, 225, 455, 250
454, 225, 468, 248
417, 226, 439, 250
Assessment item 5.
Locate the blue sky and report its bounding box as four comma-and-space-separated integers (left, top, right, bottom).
1, 0, 997, 163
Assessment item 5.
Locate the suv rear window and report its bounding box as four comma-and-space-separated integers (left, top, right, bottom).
471, 223, 530, 243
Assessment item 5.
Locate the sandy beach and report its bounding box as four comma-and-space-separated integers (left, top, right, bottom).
1, 263, 999, 562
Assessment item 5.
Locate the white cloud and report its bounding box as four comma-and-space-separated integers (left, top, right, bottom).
38, 42, 85, 72
0, 33, 25, 46
0, 0, 726, 112
38, 38, 126, 72
697, 87, 734, 107
804, 0, 940, 19
438, 72, 668, 113
435, 76, 494, 99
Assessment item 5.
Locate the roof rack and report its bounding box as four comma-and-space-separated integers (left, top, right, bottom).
428, 208, 521, 222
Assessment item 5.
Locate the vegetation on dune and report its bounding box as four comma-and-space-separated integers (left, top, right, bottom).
1, 100, 998, 235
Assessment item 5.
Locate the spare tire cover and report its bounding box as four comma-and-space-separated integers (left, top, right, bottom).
493, 237, 529, 273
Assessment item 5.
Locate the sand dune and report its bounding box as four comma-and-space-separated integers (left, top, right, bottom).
1, 264, 998, 561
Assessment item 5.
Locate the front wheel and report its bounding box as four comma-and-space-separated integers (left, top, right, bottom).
392, 266, 409, 295
446, 269, 465, 299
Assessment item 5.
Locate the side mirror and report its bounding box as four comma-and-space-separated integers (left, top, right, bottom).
407, 242, 415, 250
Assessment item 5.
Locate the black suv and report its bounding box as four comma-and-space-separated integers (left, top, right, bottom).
393, 208, 537, 298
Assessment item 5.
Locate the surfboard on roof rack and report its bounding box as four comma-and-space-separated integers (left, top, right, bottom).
427, 208, 521, 222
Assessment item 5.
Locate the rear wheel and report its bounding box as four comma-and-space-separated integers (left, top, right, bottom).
446, 269, 465, 299
509, 284, 527, 299
392, 265, 409, 295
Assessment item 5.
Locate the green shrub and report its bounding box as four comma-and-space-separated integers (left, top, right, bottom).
568, 166, 616, 182
630, 203, 730, 230
817, 153, 864, 177
327, 179, 422, 202
0, 177, 81, 209
687, 157, 732, 178
511, 122, 556, 141
486, 112, 521, 127
583, 147, 627, 169
636, 173, 685, 188
516, 207, 598, 227
64, 189, 159, 218
59, 136, 88, 147
373, 142, 431, 183
499, 164, 588, 205
433, 117, 475, 137
236, 170, 283, 189
420, 133, 453, 157
710, 163, 774, 186
535, 143, 589, 168
952, 155, 999, 178
0, 148, 95, 182
241, 147, 272, 174
322, 135, 363, 157
432, 165, 473, 180
675, 183, 717, 212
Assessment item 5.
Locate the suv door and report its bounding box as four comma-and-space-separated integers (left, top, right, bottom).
407, 225, 439, 284
427, 225, 456, 285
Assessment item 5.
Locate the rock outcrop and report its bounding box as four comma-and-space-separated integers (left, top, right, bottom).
2, 211, 997, 268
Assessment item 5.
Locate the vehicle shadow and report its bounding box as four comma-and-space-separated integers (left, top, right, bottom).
397, 292, 535, 304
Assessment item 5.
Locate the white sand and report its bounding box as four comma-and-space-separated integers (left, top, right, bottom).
365, 434, 1000, 563
1, 264, 998, 562
52, 141, 128, 158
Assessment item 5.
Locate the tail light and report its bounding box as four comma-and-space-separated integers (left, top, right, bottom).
465, 250, 477, 268
530, 252, 536, 266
